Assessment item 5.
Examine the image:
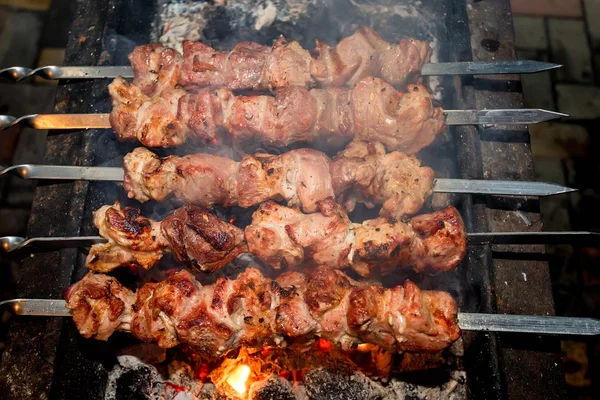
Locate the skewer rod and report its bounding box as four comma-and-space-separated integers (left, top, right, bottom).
2, 299, 597, 336
0, 165, 575, 197
0, 61, 561, 82
0, 109, 567, 132
2, 231, 598, 253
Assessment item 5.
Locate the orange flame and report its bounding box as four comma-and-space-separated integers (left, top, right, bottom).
226, 364, 251, 394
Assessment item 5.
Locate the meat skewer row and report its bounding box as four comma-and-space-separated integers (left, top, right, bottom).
110, 75, 445, 152
64, 266, 460, 355
130, 25, 431, 96
87, 199, 466, 277
124, 140, 434, 218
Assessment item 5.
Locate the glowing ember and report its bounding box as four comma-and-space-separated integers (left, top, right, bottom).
316, 338, 333, 352
226, 364, 251, 394
357, 343, 371, 351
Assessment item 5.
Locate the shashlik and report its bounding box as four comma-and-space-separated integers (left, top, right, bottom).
86, 200, 466, 276
123, 140, 435, 218
129, 26, 431, 95
64, 266, 460, 354
109, 75, 445, 152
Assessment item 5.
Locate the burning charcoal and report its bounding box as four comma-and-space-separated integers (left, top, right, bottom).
304, 368, 384, 400
248, 375, 296, 400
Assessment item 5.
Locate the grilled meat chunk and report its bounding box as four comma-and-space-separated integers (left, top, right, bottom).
329, 140, 434, 217
64, 273, 134, 340
246, 199, 466, 275
86, 202, 246, 273
109, 76, 445, 153
86, 202, 166, 272
123, 146, 333, 213
179, 37, 312, 91
65, 267, 460, 354
123, 141, 434, 219
88, 201, 466, 275
129, 43, 182, 96
311, 26, 431, 87
127, 26, 430, 95
161, 204, 247, 272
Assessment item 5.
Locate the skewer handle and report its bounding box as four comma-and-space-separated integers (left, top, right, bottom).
0, 66, 133, 81
1, 61, 560, 82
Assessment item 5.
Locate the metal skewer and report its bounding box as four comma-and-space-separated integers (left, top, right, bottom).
0, 61, 562, 82
2, 231, 598, 254
0, 164, 576, 197
1, 298, 597, 336
0, 109, 567, 131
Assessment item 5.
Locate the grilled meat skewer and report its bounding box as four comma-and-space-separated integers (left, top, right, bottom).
64, 266, 460, 354
129, 26, 430, 95
87, 200, 466, 276
124, 141, 434, 218
110, 76, 445, 152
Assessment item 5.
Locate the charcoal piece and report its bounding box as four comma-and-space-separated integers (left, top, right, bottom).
249, 375, 296, 400
304, 368, 383, 400
114, 365, 155, 400
203, 7, 233, 40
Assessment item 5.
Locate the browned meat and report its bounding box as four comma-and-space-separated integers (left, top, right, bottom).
123, 142, 434, 219
109, 76, 445, 153
311, 26, 431, 87
88, 200, 466, 275
330, 140, 434, 218
128, 43, 182, 96
127, 27, 430, 95
161, 204, 247, 272
108, 77, 189, 148
63, 273, 134, 340
122, 147, 239, 205
351, 79, 446, 154
246, 199, 466, 275
123, 147, 333, 213
86, 202, 166, 272
179, 38, 312, 91
86, 202, 246, 273
65, 267, 460, 354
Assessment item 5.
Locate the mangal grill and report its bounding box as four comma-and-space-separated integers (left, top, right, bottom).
0, 0, 598, 399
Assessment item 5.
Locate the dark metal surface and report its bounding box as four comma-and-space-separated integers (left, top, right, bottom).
461, 0, 567, 399
0, 0, 566, 399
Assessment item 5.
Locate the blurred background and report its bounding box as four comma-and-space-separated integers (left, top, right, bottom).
0, 0, 598, 398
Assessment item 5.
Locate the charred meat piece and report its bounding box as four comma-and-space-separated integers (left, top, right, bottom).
127, 26, 430, 95
109, 76, 445, 153
246, 199, 467, 275
86, 202, 246, 273
161, 204, 248, 272
65, 267, 460, 354
123, 140, 434, 219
